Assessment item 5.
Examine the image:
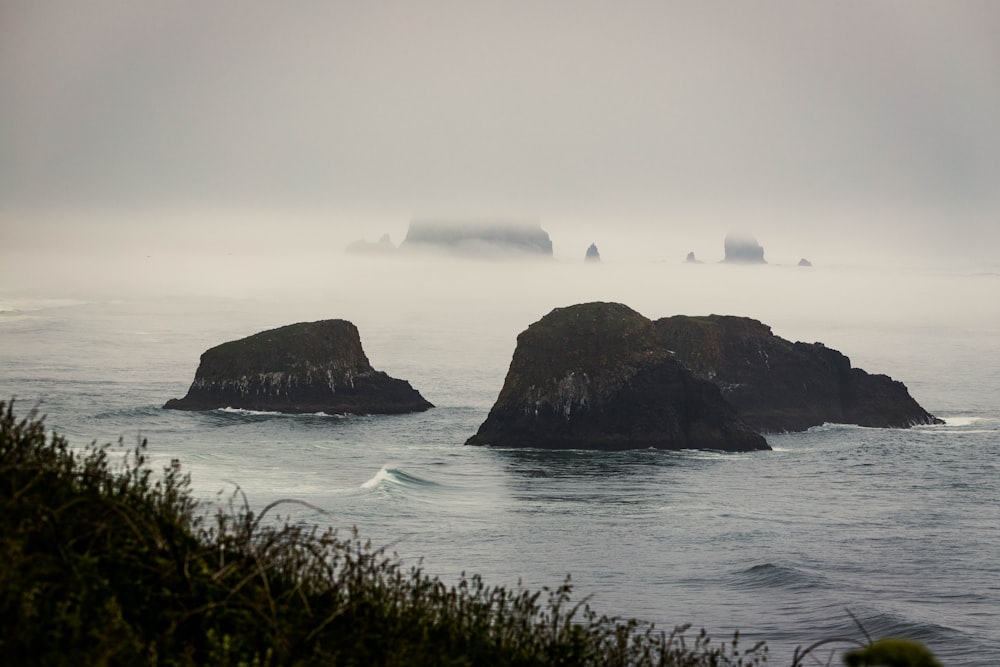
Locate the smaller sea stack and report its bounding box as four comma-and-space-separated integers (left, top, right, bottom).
164, 320, 433, 415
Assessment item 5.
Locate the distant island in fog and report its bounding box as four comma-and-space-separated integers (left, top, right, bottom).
348, 220, 553, 258
347, 222, 815, 266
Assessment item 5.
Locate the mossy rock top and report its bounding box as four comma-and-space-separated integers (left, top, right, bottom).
194, 320, 370, 379
502, 302, 668, 397
654, 315, 780, 381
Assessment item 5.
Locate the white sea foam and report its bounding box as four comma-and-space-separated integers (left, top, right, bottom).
361, 466, 393, 489
940, 416, 983, 427
217, 407, 282, 416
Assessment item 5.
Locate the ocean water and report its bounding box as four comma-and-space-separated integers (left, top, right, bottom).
2, 256, 998, 665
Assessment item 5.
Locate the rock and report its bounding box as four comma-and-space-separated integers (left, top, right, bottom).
585, 243, 601, 262
346, 233, 396, 255
798, 258, 812, 267
164, 320, 433, 415
465, 303, 769, 451
655, 315, 942, 432
723, 232, 766, 263
400, 220, 553, 257
685, 251, 702, 263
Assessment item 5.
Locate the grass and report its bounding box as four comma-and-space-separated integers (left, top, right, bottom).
0, 400, 939, 665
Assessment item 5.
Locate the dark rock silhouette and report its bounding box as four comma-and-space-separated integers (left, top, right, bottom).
400, 220, 553, 257
655, 315, 942, 432
798, 258, 812, 267
685, 251, 702, 263
723, 232, 766, 263
164, 320, 433, 415
585, 243, 601, 262
466, 303, 769, 452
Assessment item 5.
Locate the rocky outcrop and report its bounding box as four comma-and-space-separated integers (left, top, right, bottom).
798, 258, 812, 267
723, 232, 766, 263
400, 220, 553, 257
466, 303, 769, 452
164, 320, 433, 415
655, 315, 941, 432
585, 243, 601, 262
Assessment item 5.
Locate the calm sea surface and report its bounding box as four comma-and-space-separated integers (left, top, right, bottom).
2, 257, 998, 665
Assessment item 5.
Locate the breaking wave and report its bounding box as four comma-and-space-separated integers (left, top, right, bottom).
361, 466, 440, 490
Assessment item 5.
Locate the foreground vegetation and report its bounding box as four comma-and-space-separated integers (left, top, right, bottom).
0, 401, 937, 665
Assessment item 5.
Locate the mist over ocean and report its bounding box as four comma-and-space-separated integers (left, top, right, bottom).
2, 256, 998, 665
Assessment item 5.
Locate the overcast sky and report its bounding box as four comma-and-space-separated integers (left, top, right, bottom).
2, 1, 999, 262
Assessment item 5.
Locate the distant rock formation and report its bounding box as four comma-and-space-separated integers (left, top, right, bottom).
655, 315, 942, 432
585, 243, 601, 262
685, 251, 702, 264
164, 320, 433, 415
723, 232, 766, 264
798, 258, 812, 267
400, 220, 553, 257
346, 234, 396, 255
465, 303, 769, 452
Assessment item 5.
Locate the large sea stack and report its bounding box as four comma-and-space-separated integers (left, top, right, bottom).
164, 320, 433, 415
655, 315, 942, 432
400, 220, 553, 257
466, 303, 769, 452
722, 232, 766, 263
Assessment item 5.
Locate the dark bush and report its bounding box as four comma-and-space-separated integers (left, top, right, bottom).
1, 399, 771, 665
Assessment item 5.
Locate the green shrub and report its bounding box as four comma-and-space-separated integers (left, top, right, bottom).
0, 400, 766, 666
